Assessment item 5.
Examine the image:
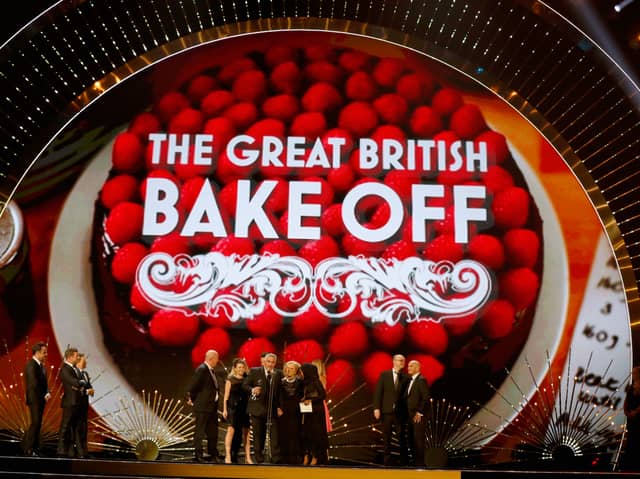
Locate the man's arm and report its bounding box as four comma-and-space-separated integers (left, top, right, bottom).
372, 372, 385, 419
187, 366, 204, 404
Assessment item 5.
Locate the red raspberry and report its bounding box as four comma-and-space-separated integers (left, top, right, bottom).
211, 179, 236, 214
302, 82, 343, 113
154, 91, 190, 123
304, 45, 336, 62
150, 231, 191, 256
186, 74, 217, 103
191, 233, 220, 251
409, 106, 443, 137
174, 147, 215, 180
260, 239, 297, 257
327, 163, 356, 193
321, 127, 354, 157
149, 308, 200, 347
200, 89, 235, 118
450, 104, 488, 139
480, 165, 515, 194
407, 320, 448, 356
305, 61, 343, 85
437, 167, 475, 186
223, 102, 259, 130
202, 116, 237, 157
349, 177, 386, 214
349, 149, 382, 177
328, 322, 369, 358
382, 240, 417, 261
218, 57, 257, 85
279, 212, 320, 246
299, 235, 340, 266
105, 202, 144, 245
100, 174, 139, 210
128, 112, 161, 140
299, 176, 334, 208
321, 204, 346, 237
112, 132, 145, 173
338, 50, 371, 72
290, 111, 327, 138
210, 236, 255, 257
503, 228, 540, 268
246, 304, 284, 338
431, 206, 456, 236
291, 305, 330, 339
373, 93, 409, 125
369, 201, 395, 228
335, 295, 364, 323
263, 178, 289, 214
476, 130, 509, 165
246, 118, 286, 141
270, 61, 303, 94
265, 45, 298, 67
431, 88, 463, 116
442, 311, 477, 336
238, 337, 277, 368
139, 170, 178, 200
467, 234, 505, 270
216, 150, 254, 184
198, 302, 232, 329
178, 176, 206, 211
478, 299, 516, 339
345, 71, 378, 101
372, 58, 405, 88
111, 242, 148, 284
492, 186, 530, 230
362, 351, 393, 389
284, 339, 325, 364
371, 124, 406, 150
339, 102, 379, 138
423, 234, 464, 263
191, 327, 232, 366
342, 233, 386, 256
326, 359, 356, 398
396, 72, 436, 103
232, 69, 267, 103
262, 94, 300, 122
384, 169, 419, 203
130, 282, 158, 316
371, 322, 405, 350
498, 267, 540, 311
406, 353, 445, 386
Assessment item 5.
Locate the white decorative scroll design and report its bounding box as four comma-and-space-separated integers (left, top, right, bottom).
137, 253, 493, 326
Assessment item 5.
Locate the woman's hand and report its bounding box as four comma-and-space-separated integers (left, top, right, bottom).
223, 409, 228, 419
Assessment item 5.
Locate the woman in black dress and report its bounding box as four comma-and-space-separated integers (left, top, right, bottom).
300, 362, 329, 465
278, 360, 303, 464
222, 358, 252, 464
623, 367, 640, 470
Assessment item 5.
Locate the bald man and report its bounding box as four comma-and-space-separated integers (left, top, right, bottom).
188, 349, 222, 462
403, 360, 430, 467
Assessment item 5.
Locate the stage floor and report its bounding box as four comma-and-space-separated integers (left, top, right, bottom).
1, 456, 640, 479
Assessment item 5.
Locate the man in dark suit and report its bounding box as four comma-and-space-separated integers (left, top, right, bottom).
188, 349, 222, 463
373, 354, 408, 466
56, 347, 86, 457
73, 353, 94, 458
22, 341, 51, 457
404, 359, 430, 467
242, 352, 282, 464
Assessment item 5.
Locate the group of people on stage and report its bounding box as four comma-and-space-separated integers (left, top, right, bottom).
22, 342, 94, 458
188, 350, 330, 465
372, 354, 430, 467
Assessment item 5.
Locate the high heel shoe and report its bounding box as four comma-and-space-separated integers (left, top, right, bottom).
224, 455, 232, 464
310, 456, 318, 466
303, 454, 310, 466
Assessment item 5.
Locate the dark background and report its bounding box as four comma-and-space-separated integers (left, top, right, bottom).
1, 1, 639, 83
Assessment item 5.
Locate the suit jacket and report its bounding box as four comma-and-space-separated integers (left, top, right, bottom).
405, 373, 430, 417
79, 370, 92, 407
24, 358, 48, 406
242, 366, 281, 417
188, 363, 221, 413
373, 369, 406, 415
59, 363, 84, 408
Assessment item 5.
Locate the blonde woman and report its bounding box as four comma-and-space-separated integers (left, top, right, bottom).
278, 360, 303, 464
311, 358, 332, 433
222, 358, 252, 464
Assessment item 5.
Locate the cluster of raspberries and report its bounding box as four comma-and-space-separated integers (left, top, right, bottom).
98, 43, 541, 398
